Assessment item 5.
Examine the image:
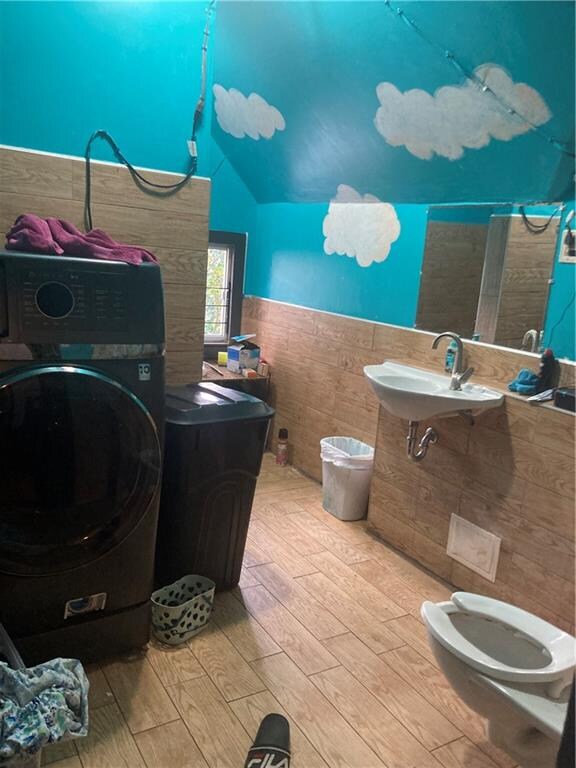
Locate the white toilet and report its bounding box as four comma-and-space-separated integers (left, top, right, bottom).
422, 592, 575, 768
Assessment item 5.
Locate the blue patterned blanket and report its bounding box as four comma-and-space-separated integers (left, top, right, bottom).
0, 658, 89, 765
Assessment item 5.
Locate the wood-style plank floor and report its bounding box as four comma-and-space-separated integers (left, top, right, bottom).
43, 455, 517, 768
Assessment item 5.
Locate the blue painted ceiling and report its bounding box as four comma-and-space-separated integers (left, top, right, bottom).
212, 1, 575, 204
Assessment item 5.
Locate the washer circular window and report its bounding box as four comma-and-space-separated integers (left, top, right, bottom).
0, 366, 161, 575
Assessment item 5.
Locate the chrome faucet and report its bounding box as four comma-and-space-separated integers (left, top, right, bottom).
522, 329, 539, 353
432, 332, 474, 391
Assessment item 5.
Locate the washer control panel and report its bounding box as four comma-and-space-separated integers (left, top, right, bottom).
0, 251, 164, 345
21, 266, 129, 331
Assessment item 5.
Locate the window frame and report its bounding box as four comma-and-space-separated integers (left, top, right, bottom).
203, 230, 246, 359
203, 243, 232, 345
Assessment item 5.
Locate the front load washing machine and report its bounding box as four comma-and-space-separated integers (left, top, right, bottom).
0, 250, 165, 664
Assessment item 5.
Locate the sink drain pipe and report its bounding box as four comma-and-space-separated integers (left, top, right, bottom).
406, 421, 438, 462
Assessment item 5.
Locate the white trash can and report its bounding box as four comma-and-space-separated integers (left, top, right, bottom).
320, 436, 374, 521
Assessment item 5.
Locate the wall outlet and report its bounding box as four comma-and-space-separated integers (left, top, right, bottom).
559, 228, 576, 264
447, 514, 501, 582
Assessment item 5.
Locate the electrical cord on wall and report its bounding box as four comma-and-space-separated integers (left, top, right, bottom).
84, 130, 197, 231
382, 0, 575, 159
84, 0, 215, 231
519, 204, 562, 235
546, 291, 575, 349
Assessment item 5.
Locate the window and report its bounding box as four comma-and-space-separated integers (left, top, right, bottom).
204, 245, 231, 343
204, 231, 246, 356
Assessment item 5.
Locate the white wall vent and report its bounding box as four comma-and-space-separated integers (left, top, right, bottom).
447, 514, 501, 582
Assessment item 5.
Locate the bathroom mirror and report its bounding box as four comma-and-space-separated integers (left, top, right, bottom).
415, 204, 575, 361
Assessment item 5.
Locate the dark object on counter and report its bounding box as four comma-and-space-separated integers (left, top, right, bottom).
156, 383, 274, 591
244, 714, 291, 768
536, 348, 560, 393
554, 387, 576, 413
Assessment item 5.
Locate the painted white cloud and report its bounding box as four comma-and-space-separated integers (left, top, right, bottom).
374, 64, 551, 160
322, 185, 401, 268
213, 84, 286, 140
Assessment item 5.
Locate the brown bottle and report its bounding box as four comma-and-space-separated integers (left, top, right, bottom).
275, 428, 289, 466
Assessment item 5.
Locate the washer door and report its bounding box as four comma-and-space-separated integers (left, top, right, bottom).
0, 366, 161, 575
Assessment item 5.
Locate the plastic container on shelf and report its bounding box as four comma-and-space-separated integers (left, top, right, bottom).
320, 436, 374, 521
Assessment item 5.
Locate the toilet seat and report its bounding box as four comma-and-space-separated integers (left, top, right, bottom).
422, 592, 575, 684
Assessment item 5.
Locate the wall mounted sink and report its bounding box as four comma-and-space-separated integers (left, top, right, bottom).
364, 361, 504, 422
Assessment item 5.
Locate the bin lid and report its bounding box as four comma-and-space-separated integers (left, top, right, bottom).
165, 382, 275, 425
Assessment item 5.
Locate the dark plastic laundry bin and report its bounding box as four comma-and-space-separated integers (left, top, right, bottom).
155, 383, 274, 591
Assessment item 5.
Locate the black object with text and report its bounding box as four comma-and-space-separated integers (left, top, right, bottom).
244, 714, 291, 768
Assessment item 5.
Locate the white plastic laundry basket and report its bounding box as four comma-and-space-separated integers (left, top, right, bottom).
320, 437, 374, 521
151, 575, 215, 646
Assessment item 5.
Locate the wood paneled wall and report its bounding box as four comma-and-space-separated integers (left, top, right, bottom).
242, 297, 381, 480
372, 400, 575, 632
416, 221, 487, 338
0, 146, 210, 384
244, 296, 575, 630
476, 215, 558, 349
475, 217, 509, 344
494, 216, 558, 348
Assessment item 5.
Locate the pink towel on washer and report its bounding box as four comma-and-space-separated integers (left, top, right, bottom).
6, 214, 157, 265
